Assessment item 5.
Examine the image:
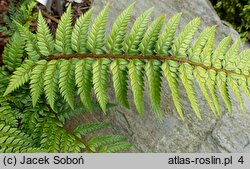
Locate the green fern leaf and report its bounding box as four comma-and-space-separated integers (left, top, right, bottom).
128, 59, 145, 116
87, 135, 128, 152
59, 59, 76, 109
3, 33, 24, 71
93, 58, 111, 112
37, 11, 54, 56
87, 4, 109, 54
207, 70, 221, 115
73, 122, 109, 138
4, 60, 35, 96
30, 60, 47, 107
44, 60, 59, 110
172, 17, 200, 58
110, 59, 130, 108
0, 102, 17, 126
200, 29, 216, 67
228, 75, 244, 112
155, 13, 181, 55
75, 58, 94, 111
0, 25, 12, 35
40, 118, 84, 152
55, 5, 73, 54
21, 111, 40, 136
212, 36, 231, 69
124, 7, 153, 55
193, 67, 217, 117
0, 71, 9, 94
189, 26, 216, 62
162, 60, 184, 120
180, 63, 201, 119
223, 40, 240, 70
15, 22, 40, 61
0, 122, 43, 153
106, 2, 135, 54
236, 50, 250, 74
145, 60, 163, 120
239, 77, 250, 100
40, 121, 61, 152
3, 3, 250, 122
71, 8, 94, 54
140, 15, 165, 56
217, 72, 232, 114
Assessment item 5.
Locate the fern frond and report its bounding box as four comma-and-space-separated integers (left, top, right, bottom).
236, 50, 250, 74
189, 26, 216, 62
217, 72, 232, 114
75, 58, 94, 111
87, 135, 128, 152
37, 11, 54, 56
0, 24, 13, 35
4, 3, 250, 121
128, 59, 145, 117
223, 40, 240, 70
39, 118, 84, 152
0, 70, 9, 94
193, 67, 217, 117
59, 59, 76, 109
4, 60, 35, 96
228, 75, 245, 112
93, 58, 111, 112
71, 8, 94, 54
30, 60, 47, 107
207, 70, 222, 115
212, 36, 231, 69
21, 110, 41, 138
140, 15, 165, 56
0, 1, 36, 36
155, 13, 181, 55
110, 59, 130, 108
8, 2, 16, 21
200, 28, 215, 66
3, 13, 14, 29
55, 4, 73, 54
87, 4, 109, 54
15, 22, 40, 61
44, 60, 59, 110
0, 122, 44, 153
145, 60, 163, 120
180, 63, 201, 119
172, 17, 201, 57
106, 2, 135, 54
0, 100, 18, 126
73, 122, 109, 138
3, 33, 24, 71
162, 60, 184, 120
124, 7, 153, 55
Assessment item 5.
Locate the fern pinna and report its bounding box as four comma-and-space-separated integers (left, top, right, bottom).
3, 2, 250, 121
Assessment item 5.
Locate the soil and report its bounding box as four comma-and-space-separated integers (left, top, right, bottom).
0, 0, 92, 66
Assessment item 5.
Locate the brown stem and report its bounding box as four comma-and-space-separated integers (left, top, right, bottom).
46, 53, 250, 79
40, 10, 59, 23
58, 125, 94, 153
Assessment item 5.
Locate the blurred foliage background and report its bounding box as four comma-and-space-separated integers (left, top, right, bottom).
210, 0, 250, 42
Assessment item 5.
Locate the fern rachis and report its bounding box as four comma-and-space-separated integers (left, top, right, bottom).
3, 2, 250, 121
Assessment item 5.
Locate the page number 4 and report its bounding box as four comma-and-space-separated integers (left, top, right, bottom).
238, 156, 244, 164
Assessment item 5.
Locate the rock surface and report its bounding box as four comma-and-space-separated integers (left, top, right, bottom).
67, 0, 250, 152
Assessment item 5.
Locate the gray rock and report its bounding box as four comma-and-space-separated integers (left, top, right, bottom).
66, 0, 250, 152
